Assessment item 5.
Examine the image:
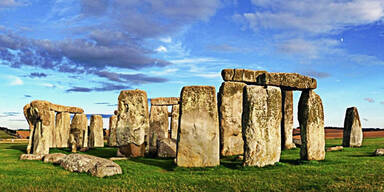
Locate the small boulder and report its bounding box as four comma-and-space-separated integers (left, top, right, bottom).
20, 154, 44, 161
60, 153, 122, 178
43, 153, 67, 164
157, 138, 176, 158
374, 149, 384, 156
326, 146, 343, 152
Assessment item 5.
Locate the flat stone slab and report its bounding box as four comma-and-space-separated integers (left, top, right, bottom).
326, 146, 343, 152
150, 97, 180, 106
221, 69, 317, 90
43, 153, 67, 164
30, 100, 84, 114
20, 154, 44, 160
60, 154, 122, 178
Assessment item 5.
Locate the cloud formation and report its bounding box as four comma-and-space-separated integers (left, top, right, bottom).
28, 72, 47, 78
66, 83, 131, 93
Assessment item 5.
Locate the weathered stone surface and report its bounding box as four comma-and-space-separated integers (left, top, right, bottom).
222, 69, 267, 83
258, 73, 317, 90
242, 85, 282, 167
49, 103, 84, 114
20, 154, 44, 160
23, 104, 34, 154
60, 154, 122, 178
54, 112, 71, 148
293, 138, 302, 147
89, 115, 104, 148
118, 143, 145, 157
170, 105, 179, 140
109, 157, 128, 161
43, 153, 67, 164
149, 105, 169, 153
150, 97, 179, 106
116, 90, 149, 149
326, 146, 343, 152
343, 107, 363, 147
48, 111, 56, 148
281, 90, 296, 150
218, 81, 246, 156
108, 115, 117, 146
176, 86, 220, 167
374, 149, 384, 156
298, 90, 325, 160
70, 114, 88, 151
157, 138, 176, 158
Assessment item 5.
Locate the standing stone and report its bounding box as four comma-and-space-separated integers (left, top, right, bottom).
342, 107, 363, 147
281, 90, 296, 150
157, 138, 176, 158
89, 115, 104, 148
108, 115, 117, 146
70, 114, 88, 151
242, 85, 282, 167
170, 105, 179, 140
176, 86, 220, 167
298, 90, 325, 160
149, 105, 169, 153
116, 89, 149, 157
23, 104, 34, 154
218, 81, 246, 156
55, 112, 71, 148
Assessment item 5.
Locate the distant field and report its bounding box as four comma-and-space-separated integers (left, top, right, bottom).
0, 130, 16, 139
1, 138, 384, 191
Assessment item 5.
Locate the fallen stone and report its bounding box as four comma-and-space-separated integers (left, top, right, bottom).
293, 138, 302, 147
282, 90, 296, 150
170, 105, 179, 140
108, 115, 118, 146
258, 72, 317, 90
343, 107, 363, 147
218, 81, 246, 156
116, 90, 149, 149
242, 85, 282, 167
177, 86, 220, 167
54, 112, 71, 148
374, 149, 384, 156
109, 157, 128, 161
157, 138, 176, 158
326, 146, 343, 152
20, 154, 44, 160
43, 153, 67, 164
89, 115, 104, 148
60, 153, 122, 178
150, 97, 180, 106
149, 105, 169, 153
298, 90, 325, 160
118, 143, 145, 157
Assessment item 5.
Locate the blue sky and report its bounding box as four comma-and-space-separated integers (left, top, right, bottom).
0, 0, 383, 129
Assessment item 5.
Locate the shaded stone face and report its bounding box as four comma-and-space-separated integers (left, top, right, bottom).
89, 115, 104, 148
218, 81, 246, 156
176, 86, 220, 167
70, 114, 88, 150
242, 85, 282, 167
298, 90, 325, 160
55, 112, 71, 148
150, 97, 179, 106
258, 73, 317, 90
118, 143, 145, 157
157, 138, 176, 158
281, 90, 296, 150
149, 105, 169, 153
343, 107, 363, 147
108, 115, 118, 146
116, 89, 149, 149
170, 105, 179, 140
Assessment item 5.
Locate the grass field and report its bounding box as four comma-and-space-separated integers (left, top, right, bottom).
1, 138, 384, 192
0, 130, 16, 139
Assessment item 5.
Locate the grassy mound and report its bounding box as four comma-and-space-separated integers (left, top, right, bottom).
1, 138, 384, 191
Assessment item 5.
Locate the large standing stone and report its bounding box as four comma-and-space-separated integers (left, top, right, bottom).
298, 90, 325, 160
218, 81, 246, 156
70, 114, 88, 151
149, 105, 169, 153
170, 105, 179, 140
342, 107, 363, 147
108, 115, 118, 146
242, 85, 282, 167
23, 104, 34, 154
281, 90, 296, 150
176, 86, 220, 167
116, 89, 149, 157
55, 112, 71, 148
89, 115, 104, 148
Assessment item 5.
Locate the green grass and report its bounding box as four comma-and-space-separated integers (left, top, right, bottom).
1, 138, 384, 192
0, 130, 16, 139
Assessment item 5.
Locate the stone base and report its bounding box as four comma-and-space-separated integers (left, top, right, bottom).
118, 143, 145, 158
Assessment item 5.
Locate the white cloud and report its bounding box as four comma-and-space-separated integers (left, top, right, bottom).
149, 68, 178, 76
8, 75, 23, 85
195, 72, 221, 78
241, 0, 384, 35
41, 83, 55, 88
155, 45, 167, 53
170, 57, 221, 64
159, 37, 172, 43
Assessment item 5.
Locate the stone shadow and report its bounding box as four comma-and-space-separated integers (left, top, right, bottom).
130, 158, 176, 171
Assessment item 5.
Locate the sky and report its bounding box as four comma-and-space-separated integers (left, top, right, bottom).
0, 0, 383, 130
